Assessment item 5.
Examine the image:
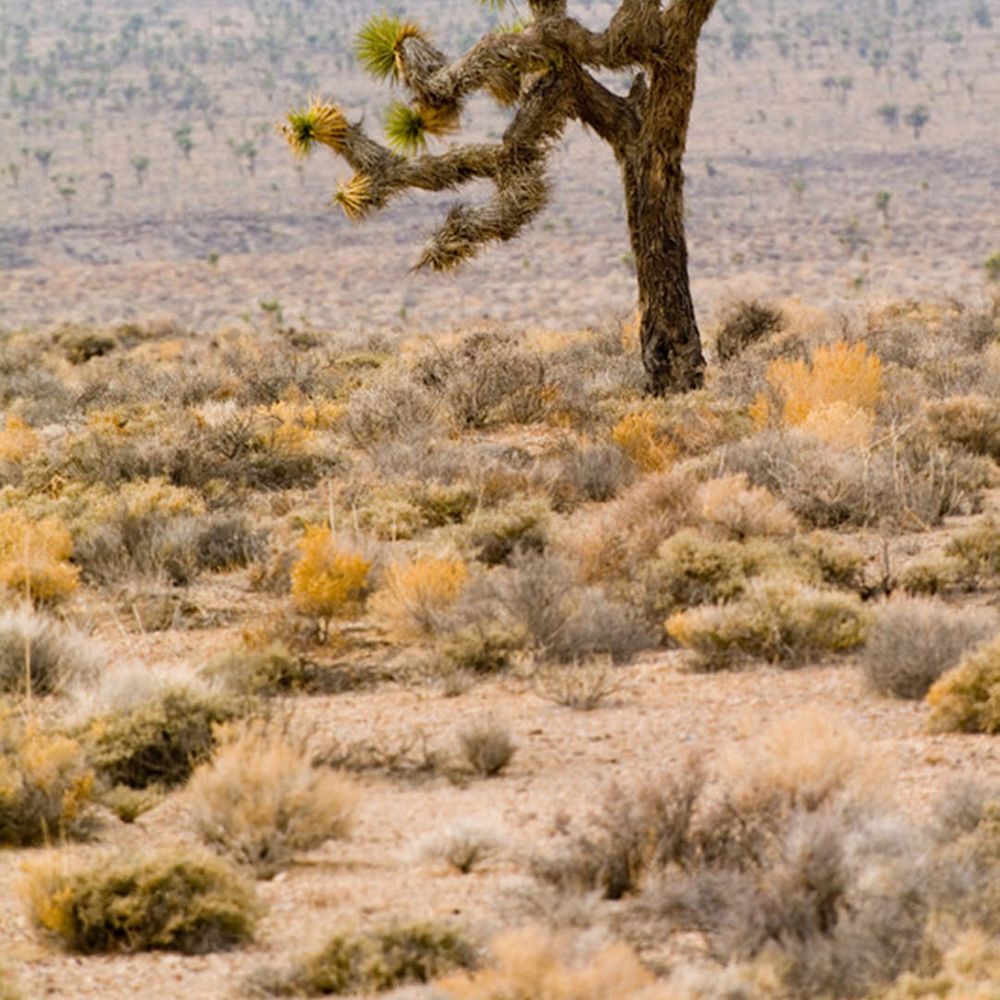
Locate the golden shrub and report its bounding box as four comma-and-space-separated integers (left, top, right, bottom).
0, 511, 79, 604
290, 525, 371, 632
927, 635, 1000, 734
371, 556, 469, 641
881, 929, 1000, 999
611, 410, 675, 473
0, 417, 38, 463
438, 926, 655, 1000
0, 718, 95, 845
753, 341, 883, 434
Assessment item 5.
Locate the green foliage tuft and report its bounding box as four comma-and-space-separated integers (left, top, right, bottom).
355, 15, 422, 83
385, 101, 428, 155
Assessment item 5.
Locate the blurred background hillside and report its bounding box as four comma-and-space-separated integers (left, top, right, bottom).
0, 0, 997, 332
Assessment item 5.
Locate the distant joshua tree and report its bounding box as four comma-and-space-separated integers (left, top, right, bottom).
280, 0, 719, 394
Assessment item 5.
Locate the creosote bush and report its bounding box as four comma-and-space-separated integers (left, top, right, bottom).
22, 850, 260, 954
0, 716, 95, 846
927, 635, 1000, 734
83, 686, 243, 789
188, 724, 357, 878
666, 579, 868, 670
272, 923, 476, 996
863, 598, 997, 699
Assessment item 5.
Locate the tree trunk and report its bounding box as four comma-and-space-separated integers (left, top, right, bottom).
620, 35, 706, 395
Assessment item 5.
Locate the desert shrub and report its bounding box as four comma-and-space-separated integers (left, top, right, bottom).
751, 340, 883, 431
695, 474, 798, 539
0, 510, 79, 604
722, 429, 988, 529
281, 924, 476, 995
534, 659, 626, 711
881, 929, 1000, 999
433, 623, 526, 676
467, 497, 550, 566
100, 784, 163, 824
0, 607, 99, 695
290, 526, 371, 637
371, 557, 469, 641
568, 466, 699, 584
927, 635, 1000, 734
438, 927, 654, 1000
0, 416, 38, 464
0, 716, 95, 846
344, 367, 439, 447
797, 533, 867, 592
926, 394, 1000, 461
715, 299, 784, 362
202, 642, 321, 696
666, 579, 867, 670
644, 530, 798, 617
477, 552, 650, 663
899, 556, 961, 596
417, 332, 548, 428
188, 725, 357, 877
56, 324, 119, 363
863, 598, 997, 698
611, 408, 675, 472
83, 686, 243, 788
456, 719, 516, 777
22, 850, 260, 954
945, 520, 1000, 589
555, 442, 635, 505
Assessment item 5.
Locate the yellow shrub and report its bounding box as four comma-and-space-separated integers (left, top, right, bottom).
0, 718, 94, 845
754, 341, 883, 433
439, 927, 655, 1000
881, 929, 1000, 999
0, 511, 79, 604
927, 635, 1000, 734
372, 557, 469, 641
111, 478, 205, 519
290, 526, 370, 633
0, 417, 38, 463
799, 400, 874, 449
611, 410, 675, 473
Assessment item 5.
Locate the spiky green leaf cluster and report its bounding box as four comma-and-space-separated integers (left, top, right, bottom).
355, 14, 423, 83
385, 102, 429, 155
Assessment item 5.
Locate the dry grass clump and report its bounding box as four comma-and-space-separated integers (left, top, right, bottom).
535, 658, 625, 711
0, 510, 79, 605
926, 394, 1000, 462
863, 598, 997, 699
290, 526, 371, 638
438, 927, 655, 1000
268, 923, 476, 996
82, 685, 243, 789
420, 822, 499, 874
188, 724, 357, 877
0, 606, 100, 695
0, 715, 95, 846
456, 718, 516, 777
666, 578, 868, 670
371, 556, 468, 640
927, 635, 1000, 734
22, 849, 260, 954
344, 367, 440, 448
945, 519, 1000, 590
714, 299, 785, 362
555, 442, 635, 505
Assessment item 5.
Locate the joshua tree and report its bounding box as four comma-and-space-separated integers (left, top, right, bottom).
280, 0, 719, 394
